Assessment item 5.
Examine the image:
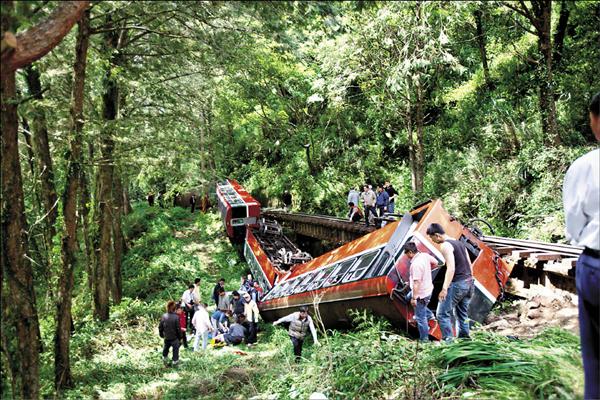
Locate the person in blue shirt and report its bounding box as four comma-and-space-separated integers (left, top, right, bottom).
375, 185, 389, 228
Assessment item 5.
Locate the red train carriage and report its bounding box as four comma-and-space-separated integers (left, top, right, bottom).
249, 201, 512, 341
218, 180, 513, 341
216, 179, 261, 242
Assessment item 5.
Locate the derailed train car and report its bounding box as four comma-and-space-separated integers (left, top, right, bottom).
217, 180, 513, 340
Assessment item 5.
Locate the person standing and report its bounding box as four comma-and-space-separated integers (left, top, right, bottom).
347, 187, 360, 211
384, 181, 397, 214
192, 303, 212, 351
363, 185, 377, 227
563, 92, 600, 400
176, 304, 189, 350
426, 223, 473, 342
192, 278, 201, 305
212, 278, 225, 307
190, 194, 196, 213
375, 185, 389, 226
159, 301, 181, 366
282, 190, 292, 211
273, 306, 320, 362
403, 242, 438, 342
231, 291, 245, 319
251, 281, 264, 302
180, 284, 195, 331
147, 193, 155, 207
243, 292, 260, 346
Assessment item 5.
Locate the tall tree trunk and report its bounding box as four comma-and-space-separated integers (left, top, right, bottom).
24, 64, 58, 246
20, 117, 36, 177
414, 80, 425, 194
122, 178, 133, 215
552, 0, 570, 68
111, 170, 125, 304
536, 1, 560, 145
55, 10, 89, 391
474, 8, 493, 89
93, 20, 121, 320
80, 162, 94, 293
1, 2, 50, 397
405, 97, 417, 194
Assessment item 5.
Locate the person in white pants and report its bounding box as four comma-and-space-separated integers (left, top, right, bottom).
192, 303, 213, 351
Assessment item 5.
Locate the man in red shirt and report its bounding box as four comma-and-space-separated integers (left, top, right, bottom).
404, 241, 438, 342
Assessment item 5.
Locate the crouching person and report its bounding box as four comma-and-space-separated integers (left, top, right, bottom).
159, 300, 181, 366
192, 303, 212, 351
273, 306, 320, 362
214, 314, 248, 346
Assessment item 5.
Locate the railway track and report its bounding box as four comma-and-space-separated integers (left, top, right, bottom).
263, 209, 581, 293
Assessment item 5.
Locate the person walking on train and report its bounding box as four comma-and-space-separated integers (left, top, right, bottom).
403, 242, 438, 342
348, 202, 363, 223
362, 185, 377, 227
426, 223, 474, 342
273, 306, 320, 362
243, 292, 260, 346
347, 187, 360, 211
384, 181, 397, 214
375, 185, 389, 227
563, 91, 600, 400
282, 190, 292, 211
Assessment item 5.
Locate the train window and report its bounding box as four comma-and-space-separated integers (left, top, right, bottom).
281, 278, 303, 297
459, 235, 481, 262
292, 272, 317, 294
364, 250, 392, 279
306, 265, 336, 291
232, 206, 246, 219
341, 249, 381, 283
322, 259, 356, 288
270, 280, 290, 299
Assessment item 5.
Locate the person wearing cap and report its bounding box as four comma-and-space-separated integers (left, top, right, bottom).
243, 292, 260, 346
273, 306, 320, 362
563, 91, 600, 400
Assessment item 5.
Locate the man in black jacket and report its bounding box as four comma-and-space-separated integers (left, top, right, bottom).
159, 300, 182, 365
212, 278, 225, 306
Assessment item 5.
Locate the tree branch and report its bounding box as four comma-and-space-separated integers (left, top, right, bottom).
1, 1, 90, 72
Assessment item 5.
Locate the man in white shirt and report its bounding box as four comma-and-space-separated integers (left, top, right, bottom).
180, 284, 195, 331
362, 185, 377, 227
563, 91, 599, 400
192, 303, 212, 351
273, 306, 320, 362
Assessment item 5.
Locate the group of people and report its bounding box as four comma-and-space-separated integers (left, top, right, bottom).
347, 181, 397, 228
159, 273, 320, 366
404, 222, 475, 344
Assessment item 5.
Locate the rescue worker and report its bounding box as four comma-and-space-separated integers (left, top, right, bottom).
273, 306, 320, 362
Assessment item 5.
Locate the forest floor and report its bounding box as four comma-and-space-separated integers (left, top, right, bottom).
47, 206, 584, 400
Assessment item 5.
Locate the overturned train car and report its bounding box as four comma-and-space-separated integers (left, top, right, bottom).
217, 180, 512, 340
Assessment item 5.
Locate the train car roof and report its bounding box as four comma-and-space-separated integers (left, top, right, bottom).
217, 179, 261, 207
282, 199, 436, 280
285, 221, 398, 279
